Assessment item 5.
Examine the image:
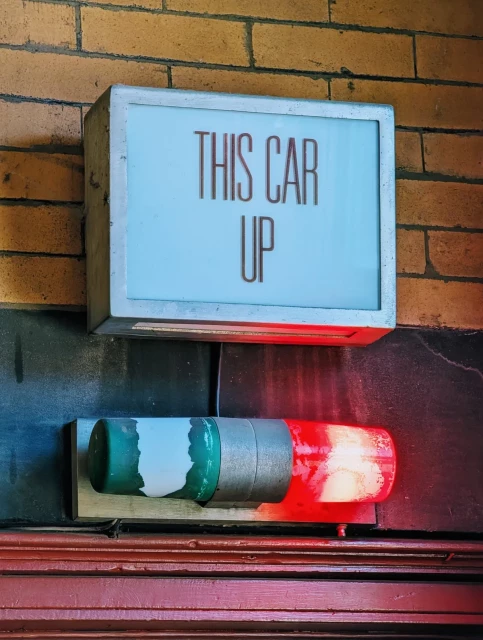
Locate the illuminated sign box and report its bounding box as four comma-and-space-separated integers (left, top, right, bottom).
85, 86, 395, 346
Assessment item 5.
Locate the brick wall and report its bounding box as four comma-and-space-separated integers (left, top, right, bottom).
0, 0, 482, 328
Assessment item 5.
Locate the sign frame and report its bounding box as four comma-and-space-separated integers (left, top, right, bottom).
85, 85, 396, 345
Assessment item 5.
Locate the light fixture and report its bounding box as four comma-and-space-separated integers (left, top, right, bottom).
88, 418, 396, 508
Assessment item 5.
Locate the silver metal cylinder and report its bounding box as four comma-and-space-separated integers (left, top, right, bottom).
202, 418, 293, 508
213, 418, 258, 503
249, 419, 293, 503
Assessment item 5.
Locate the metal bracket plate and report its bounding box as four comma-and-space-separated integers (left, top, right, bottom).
72, 419, 376, 525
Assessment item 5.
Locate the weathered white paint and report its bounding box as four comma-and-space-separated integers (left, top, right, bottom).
136, 418, 193, 497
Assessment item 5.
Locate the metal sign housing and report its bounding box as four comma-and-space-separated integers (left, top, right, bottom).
85, 85, 395, 345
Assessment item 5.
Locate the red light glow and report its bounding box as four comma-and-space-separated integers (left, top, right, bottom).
256, 420, 396, 522
285, 420, 396, 503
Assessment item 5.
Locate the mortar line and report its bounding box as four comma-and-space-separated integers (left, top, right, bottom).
420, 131, 426, 173
412, 34, 418, 78
75, 4, 82, 50
245, 20, 255, 68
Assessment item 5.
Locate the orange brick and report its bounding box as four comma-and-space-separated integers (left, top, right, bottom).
396, 229, 426, 274
424, 134, 483, 180
331, 0, 483, 37
0, 0, 76, 48
0, 49, 168, 103
396, 131, 422, 172
332, 79, 483, 130
0, 152, 83, 202
397, 180, 483, 229
80, 0, 162, 8
397, 278, 483, 329
417, 36, 483, 84
0, 205, 83, 255
253, 24, 413, 78
167, 0, 328, 22
0, 100, 81, 148
0, 255, 86, 306
428, 231, 483, 278
172, 67, 329, 99
82, 7, 248, 66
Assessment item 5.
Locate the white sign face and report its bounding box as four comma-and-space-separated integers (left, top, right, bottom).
126, 104, 381, 311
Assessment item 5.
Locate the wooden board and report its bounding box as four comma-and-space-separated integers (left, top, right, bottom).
1, 532, 482, 636
0, 574, 482, 632
73, 419, 376, 525
2, 532, 482, 577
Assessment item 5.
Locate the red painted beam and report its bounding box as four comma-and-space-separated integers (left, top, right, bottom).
0, 534, 482, 634
0, 576, 482, 631
1, 634, 420, 640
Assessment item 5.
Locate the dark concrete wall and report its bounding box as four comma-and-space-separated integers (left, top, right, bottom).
0, 309, 482, 532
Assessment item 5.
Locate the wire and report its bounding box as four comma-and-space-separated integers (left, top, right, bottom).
215, 342, 224, 418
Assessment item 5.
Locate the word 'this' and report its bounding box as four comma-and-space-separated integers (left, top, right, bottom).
194, 131, 319, 283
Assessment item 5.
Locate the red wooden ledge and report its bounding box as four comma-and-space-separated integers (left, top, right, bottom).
0, 533, 482, 635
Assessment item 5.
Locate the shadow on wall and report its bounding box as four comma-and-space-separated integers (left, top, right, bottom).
0, 308, 212, 524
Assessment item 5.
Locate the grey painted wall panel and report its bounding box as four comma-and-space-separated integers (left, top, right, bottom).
0, 309, 481, 532
0, 310, 210, 524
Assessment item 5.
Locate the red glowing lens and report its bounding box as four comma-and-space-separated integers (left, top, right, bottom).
284, 420, 397, 504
